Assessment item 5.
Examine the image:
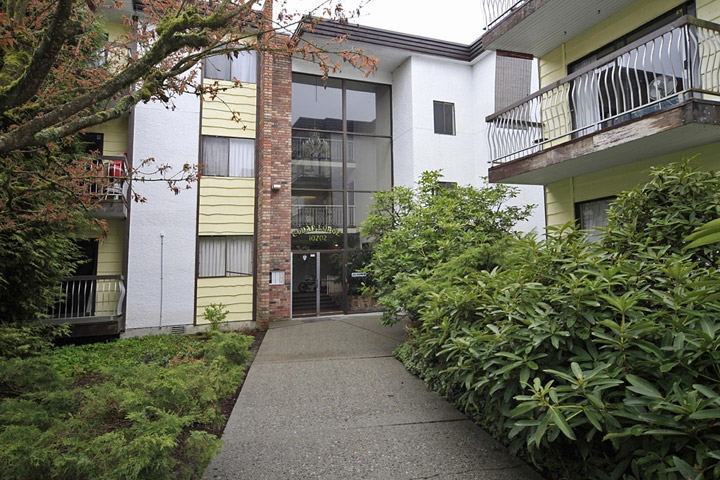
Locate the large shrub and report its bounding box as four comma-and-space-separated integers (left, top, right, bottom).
391, 160, 720, 479
362, 170, 534, 325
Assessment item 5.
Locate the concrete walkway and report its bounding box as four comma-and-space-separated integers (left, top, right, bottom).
202, 313, 543, 480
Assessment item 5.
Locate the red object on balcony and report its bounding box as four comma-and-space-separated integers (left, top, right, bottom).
108, 159, 124, 178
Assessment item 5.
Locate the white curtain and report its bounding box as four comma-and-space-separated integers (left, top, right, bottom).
228, 139, 255, 177
202, 136, 229, 176
198, 237, 225, 277
199, 236, 253, 277
226, 236, 253, 276
231, 51, 257, 83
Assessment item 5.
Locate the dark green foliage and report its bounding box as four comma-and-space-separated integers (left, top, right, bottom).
362, 170, 534, 325
0, 143, 101, 325
385, 161, 720, 479
0, 323, 70, 358
0, 331, 254, 480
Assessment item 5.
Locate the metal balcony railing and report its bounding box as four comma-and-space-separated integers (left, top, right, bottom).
291, 205, 356, 228
49, 275, 125, 321
482, 0, 528, 30
85, 155, 129, 201
487, 16, 720, 165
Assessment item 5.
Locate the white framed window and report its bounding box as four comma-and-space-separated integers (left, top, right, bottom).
198, 236, 253, 278
203, 51, 257, 83
202, 136, 255, 177
433, 101, 456, 135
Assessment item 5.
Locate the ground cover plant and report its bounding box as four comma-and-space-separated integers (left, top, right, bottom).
374, 160, 720, 479
0, 327, 254, 480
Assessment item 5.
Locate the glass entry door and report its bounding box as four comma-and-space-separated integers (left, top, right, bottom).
292, 252, 343, 317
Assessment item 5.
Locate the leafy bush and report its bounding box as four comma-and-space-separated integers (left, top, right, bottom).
384, 160, 720, 479
0, 331, 254, 480
362, 170, 534, 325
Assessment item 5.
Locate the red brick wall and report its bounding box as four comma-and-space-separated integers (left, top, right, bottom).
255, 31, 293, 328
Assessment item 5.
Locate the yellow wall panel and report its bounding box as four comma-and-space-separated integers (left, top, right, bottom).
545, 179, 574, 226
196, 277, 253, 323
698, 0, 720, 23
91, 118, 128, 156
199, 177, 255, 235
201, 81, 257, 138
97, 219, 125, 276
545, 142, 720, 227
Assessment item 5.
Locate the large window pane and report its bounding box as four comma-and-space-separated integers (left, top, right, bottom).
292, 74, 343, 131
291, 190, 344, 230
292, 131, 343, 190
346, 81, 391, 135
346, 192, 377, 249
347, 136, 392, 191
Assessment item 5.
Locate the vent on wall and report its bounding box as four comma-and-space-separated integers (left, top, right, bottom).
170, 325, 186, 335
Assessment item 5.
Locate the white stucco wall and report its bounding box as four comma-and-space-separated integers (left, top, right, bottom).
392, 52, 546, 233
125, 95, 200, 330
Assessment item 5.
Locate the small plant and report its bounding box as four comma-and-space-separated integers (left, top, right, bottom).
203, 303, 229, 332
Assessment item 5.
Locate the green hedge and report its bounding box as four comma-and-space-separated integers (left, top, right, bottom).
383, 160, 720, 479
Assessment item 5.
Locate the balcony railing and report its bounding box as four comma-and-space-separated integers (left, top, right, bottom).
487, 16, 720, 165
48, 275, 125, 322
482, 0, 528, 30
291, 205, 356, 228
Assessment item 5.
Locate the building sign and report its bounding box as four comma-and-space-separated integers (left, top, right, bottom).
291, 225, 341, 243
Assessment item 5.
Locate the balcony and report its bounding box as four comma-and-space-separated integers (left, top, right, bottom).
291, 205, 356, 229
90, 155, 129, 219
46, 275, 125, 326
481, 0, 635, 57
487, 16, 720, 184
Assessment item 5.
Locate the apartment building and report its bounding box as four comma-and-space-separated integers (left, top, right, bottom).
53, 2, 546, 336
483, 0, 720, 233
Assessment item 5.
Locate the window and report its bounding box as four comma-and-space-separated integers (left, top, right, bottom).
495, 51, 533, 111
202, 136, 255, 177
576, 197, 615, 242
433, 101, 455, 135
198, 236, 253, 277
203, 51, 257, 83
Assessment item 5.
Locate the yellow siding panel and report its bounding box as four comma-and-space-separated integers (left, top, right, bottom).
201, 81, 257, 138
196, 277, 253, 323
199, 177, 255, 235
698, 0, 720, 23
545, 142, 720, 227
97, 219, 125, 276
545, 180, 574, 227
92, 118, 128, 156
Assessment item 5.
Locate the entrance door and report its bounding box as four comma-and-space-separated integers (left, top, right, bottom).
292, 252, 343, 317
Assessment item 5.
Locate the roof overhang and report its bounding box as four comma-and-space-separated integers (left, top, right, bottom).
482, 0, 636, 57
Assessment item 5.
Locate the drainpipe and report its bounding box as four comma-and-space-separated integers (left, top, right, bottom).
160, 233, 165, 327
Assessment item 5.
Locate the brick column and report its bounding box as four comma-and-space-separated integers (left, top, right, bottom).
255, 31, 293, 328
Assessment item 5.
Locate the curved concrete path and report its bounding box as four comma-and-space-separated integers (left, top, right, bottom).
202, 313, 543, 480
